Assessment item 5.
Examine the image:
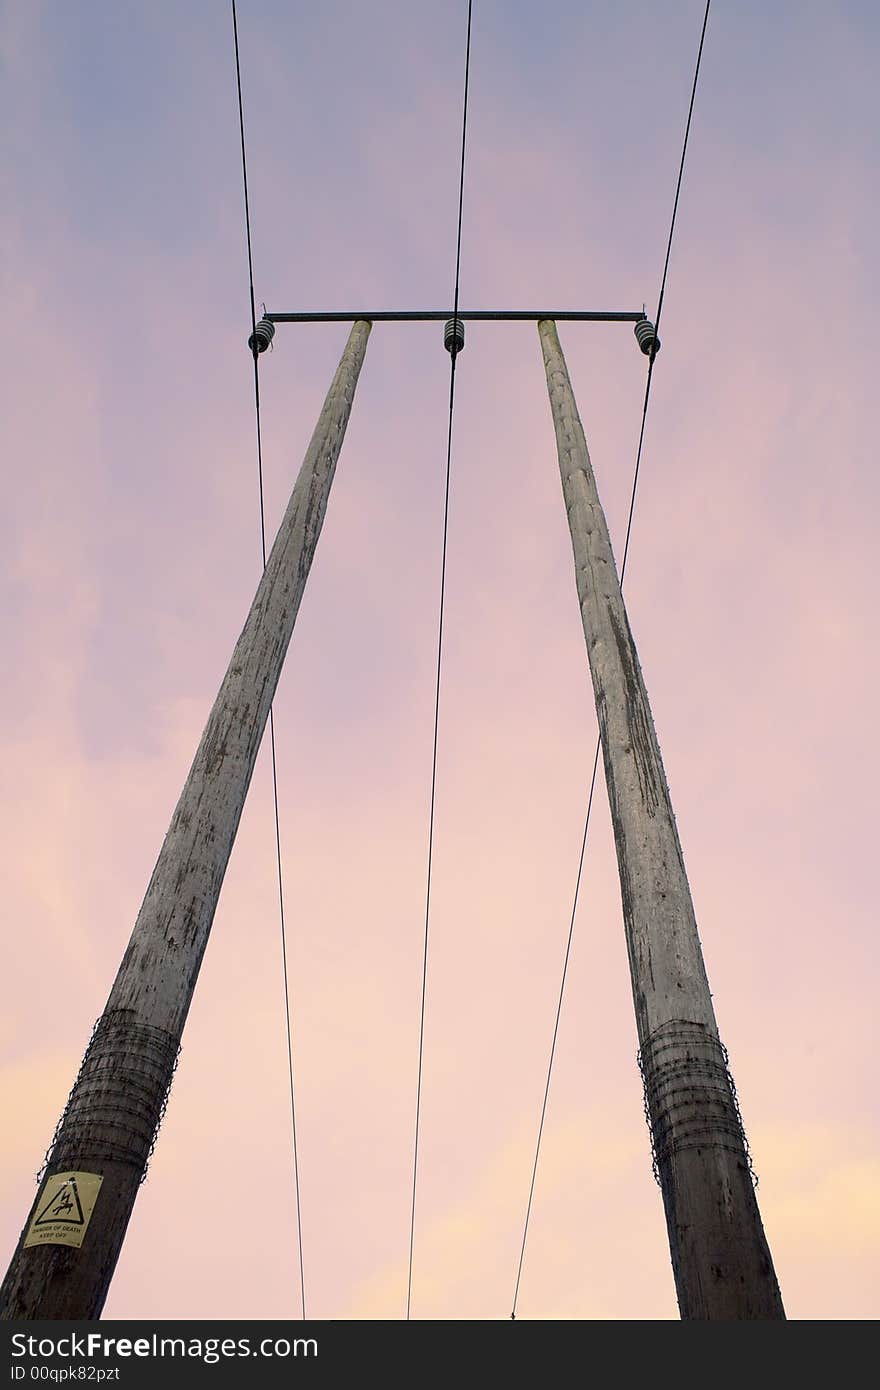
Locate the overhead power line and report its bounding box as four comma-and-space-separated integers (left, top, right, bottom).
231, 0, 307, 1321
406, 0, 474, 1323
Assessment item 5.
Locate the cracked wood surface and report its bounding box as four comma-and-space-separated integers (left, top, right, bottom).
538, 318, 783, 1320
0, 320, 371, 1320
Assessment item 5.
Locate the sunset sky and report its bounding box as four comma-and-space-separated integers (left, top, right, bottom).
2, 0, 878, 1320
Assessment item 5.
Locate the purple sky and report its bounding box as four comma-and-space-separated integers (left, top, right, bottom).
2, 0, 878, 1319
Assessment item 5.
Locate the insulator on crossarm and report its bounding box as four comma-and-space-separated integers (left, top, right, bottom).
444, 316, 465, 355
248, 317, 275, 355
634, 317, 660, 357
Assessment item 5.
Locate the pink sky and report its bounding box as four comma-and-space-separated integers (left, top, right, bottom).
2, 0, 878, 1319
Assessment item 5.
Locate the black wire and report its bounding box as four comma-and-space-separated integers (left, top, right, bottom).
232, 0, 307, 1321
653, 0, 712, 344
510, 737, 602, 1319
509, 0, 711, 1320
406, 0, 474, 1323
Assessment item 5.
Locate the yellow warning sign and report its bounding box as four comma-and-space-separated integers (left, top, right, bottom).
24, 1171, 103, 1249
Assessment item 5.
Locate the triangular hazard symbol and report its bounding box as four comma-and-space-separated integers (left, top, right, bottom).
34, 1177, 85, 1227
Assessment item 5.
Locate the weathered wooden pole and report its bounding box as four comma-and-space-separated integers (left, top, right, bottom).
0, 320, 372, 1320
538, 319, 784, 1320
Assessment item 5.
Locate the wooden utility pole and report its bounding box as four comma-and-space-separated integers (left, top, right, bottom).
538, 319, 784, 1319
0, 320, 372, 1320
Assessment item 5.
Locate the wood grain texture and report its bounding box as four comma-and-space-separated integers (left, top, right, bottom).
0, 320, 372, 1320
538, 318, 784, 1320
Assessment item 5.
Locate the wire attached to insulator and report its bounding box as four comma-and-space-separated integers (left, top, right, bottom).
231, 0, 307, 1322
407, 0, 474, 1324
